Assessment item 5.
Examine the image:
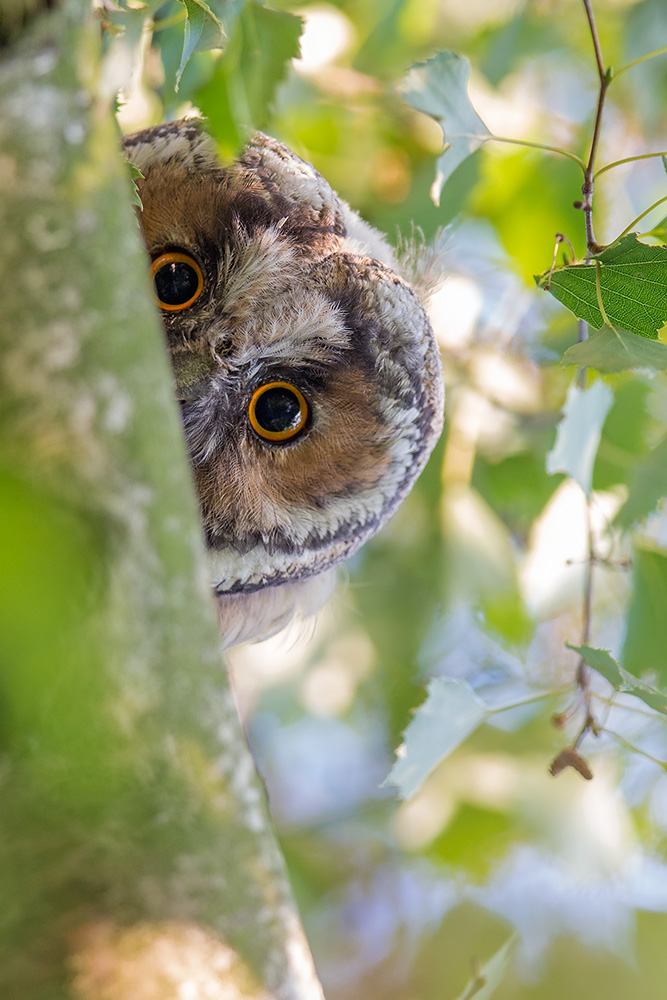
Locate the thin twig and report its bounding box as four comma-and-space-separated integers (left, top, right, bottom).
583, 0, 605, 80
573, 498, 597, 747
576, 319, 588, 389
550, 3, 609, 769
579, 0, 611, 253
575, 497, 595, 745
582, 502, 594, 647
552, 495, 599, 753
551, 2, 663, 775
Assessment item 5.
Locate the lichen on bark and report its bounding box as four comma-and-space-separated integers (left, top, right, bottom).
0, 4, 323, 998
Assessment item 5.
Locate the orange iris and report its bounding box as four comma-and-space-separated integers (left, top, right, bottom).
248, 381, 309, 442
151, 251, 204, 311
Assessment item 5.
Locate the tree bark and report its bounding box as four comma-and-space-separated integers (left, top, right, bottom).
0, 4, 323, 998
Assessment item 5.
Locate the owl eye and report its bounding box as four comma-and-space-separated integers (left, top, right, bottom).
248, 382, 309, 443
151, 252, 204, 311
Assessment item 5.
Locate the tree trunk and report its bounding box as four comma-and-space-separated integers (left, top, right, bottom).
0, 4, 323, 998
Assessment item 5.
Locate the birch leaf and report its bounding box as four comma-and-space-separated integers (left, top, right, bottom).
536, 234, 667, 338
546, 381, 613, 494
402, 51, 491, 205
386, 678, 488, 800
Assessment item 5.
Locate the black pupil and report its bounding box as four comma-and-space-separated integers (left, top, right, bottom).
255, 387, 303, 433
154, 260, 199, 305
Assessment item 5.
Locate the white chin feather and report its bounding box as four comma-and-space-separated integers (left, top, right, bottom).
215, 569, 337, 648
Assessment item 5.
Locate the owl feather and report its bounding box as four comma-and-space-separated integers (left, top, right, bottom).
123, 119, 444, 646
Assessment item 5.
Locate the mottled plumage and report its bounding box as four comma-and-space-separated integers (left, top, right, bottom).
123, 120, 444, 645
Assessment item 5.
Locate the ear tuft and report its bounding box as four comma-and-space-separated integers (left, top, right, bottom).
122, 118, 219, 174
239, 132, 342, 222
241, 134, 398, 268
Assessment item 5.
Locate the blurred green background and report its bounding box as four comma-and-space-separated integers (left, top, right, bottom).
107, 0, 667, 995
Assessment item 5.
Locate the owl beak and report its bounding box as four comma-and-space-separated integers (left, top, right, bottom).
170, 351, 218, 403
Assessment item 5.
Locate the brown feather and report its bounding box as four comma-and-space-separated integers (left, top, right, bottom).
122, 120, 444, 643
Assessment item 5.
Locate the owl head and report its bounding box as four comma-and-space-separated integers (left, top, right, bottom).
123, 120, 444, 645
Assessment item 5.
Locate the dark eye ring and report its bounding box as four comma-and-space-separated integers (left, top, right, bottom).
248, 382, 309, 443
151, 251, 204, 311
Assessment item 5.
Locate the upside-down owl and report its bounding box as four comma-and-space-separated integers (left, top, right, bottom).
123, 120, 444, 646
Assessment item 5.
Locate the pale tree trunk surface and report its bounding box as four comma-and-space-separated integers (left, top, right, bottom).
0, 3, 324, 998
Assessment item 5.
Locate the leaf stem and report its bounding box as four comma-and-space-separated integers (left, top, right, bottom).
490, 135, 586, 171
544, 233, 578, 290
594, 260, 615, 330
595, 150, 667, 179
151, 8, 186, 32
488, 687, 572, 715
600, 728, 667, 770
613, 195, 667, 242
593, 693, 662, 721
613, 45, 667, 79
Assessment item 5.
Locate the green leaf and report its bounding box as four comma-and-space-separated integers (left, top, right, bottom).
546, 381, 613, 494
536, 234, 667, 338
127, 162, 144, 209
561, 326, 667, 372
480, 6, 564, 87
593, 380, 652, 490
474, 147, 583, 283
615, 436, 667, 528
353, 0, 414, 80
452, 935, 516, 1000
196, 2, 302, 156
385, 678, 488, 800
568, 644, 667, 716
641, 213, 667, 245
427, 804, 515, 879
622, 544, 667, 689
176, 0, 225, 90
402, 51, 491, 206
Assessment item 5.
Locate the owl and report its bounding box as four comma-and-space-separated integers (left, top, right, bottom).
123, 120, 444, 646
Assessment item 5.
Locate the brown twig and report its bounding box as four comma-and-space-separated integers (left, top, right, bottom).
583, 0, 605, 79
551, 499, 599, 776
574, 500, 598, 742
578, 0, 612, 254
551, 0, 608, 773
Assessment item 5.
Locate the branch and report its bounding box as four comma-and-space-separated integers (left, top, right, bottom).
576, 319, 589, 389
578, 0, 611, 253
574, 499, 597, 745
0, 5, 322, 999
583, 0, 605, 81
